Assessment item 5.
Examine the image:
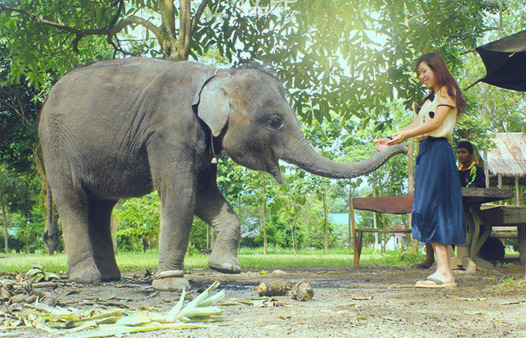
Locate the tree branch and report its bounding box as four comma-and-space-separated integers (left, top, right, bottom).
159, 0, 178, 57
110, 15, 163, 38
108, 0, 125, 28
179, 0, 191, 59
0, 4, 162, 54
0, 5, 93, 34
191, 0, 211, 36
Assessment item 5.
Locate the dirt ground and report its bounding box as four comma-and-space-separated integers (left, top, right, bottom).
2, 261, 526, 338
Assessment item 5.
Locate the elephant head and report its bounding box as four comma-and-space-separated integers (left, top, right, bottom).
193, 64, 407, 182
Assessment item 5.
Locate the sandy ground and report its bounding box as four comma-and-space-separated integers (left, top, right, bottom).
2, 262, 526, 338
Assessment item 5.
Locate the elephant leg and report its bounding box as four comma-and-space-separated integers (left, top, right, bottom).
195, 167, 241, 274
52, 189, 102, 283
152, 167, 196, 291
87, 199, 120, 281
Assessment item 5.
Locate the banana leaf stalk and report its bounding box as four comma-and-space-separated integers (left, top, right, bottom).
0, 282, 226, 336
156, 281, 225, 323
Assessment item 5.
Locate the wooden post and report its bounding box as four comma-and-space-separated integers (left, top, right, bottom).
263, 195, 267, 255
498, 174, 503, 205
206, 224, 210, 250
372, 173, 378, 252
408, 137, 417, 254
351, 198, 359, 268
323, 191, 328, 255
516, 176, 520, 206
347, 183, 353, 254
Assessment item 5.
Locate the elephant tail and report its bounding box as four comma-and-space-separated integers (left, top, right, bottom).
43, 181, 59, 254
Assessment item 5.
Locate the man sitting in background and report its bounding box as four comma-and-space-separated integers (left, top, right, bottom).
457, 140, 486, 188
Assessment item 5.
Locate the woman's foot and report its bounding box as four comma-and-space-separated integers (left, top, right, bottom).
415, 272, 455, 288
415, 277, 457, 288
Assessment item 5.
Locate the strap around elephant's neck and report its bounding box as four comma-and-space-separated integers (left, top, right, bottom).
211, 133, 219, 164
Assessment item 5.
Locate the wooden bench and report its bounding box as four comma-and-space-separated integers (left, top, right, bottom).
351, 196, 414, 268
479, 205, 526, 263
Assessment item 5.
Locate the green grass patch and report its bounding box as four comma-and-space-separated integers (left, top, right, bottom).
0, 253, 68, 274
0, 248, 424, 274
489, 276, 526, 292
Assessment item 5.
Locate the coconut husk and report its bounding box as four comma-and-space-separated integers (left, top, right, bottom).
256, 281, 291, 296
291, 281, 314, 301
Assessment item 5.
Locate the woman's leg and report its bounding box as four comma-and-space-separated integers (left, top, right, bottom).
430, 243, 454, 282
416, 242, 455, 286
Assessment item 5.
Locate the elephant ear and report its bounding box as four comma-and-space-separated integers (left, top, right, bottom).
193, 74, 233, 137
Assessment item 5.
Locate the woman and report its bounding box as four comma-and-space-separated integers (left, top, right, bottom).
374, 52, 465, 288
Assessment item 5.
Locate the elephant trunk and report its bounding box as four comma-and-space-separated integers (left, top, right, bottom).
279, 133, 408, 179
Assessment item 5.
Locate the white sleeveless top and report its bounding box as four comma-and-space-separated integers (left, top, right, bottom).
418, 87, 457, 140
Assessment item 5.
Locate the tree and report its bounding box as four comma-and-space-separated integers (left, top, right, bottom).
0, 164, 44, 253
113, 193, 160, 252
0, 165, 16, 253
0, 0, 517, 256
0, 0, 214, 253
0, 42, 63, 253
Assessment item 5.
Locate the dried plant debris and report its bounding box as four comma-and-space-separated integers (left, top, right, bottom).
25, 264, 60, 283
0, 281, 225, 337
221, 297, 285, 307
291, 281, 314, 301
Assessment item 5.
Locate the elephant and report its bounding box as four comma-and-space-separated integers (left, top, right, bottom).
38, 57, 407, 290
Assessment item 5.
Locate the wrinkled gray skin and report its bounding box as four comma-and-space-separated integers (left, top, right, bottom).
38, 58, 407, 290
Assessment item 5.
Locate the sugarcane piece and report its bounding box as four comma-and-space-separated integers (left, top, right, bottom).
256, 281, 291, 296
291, 281, 314, 301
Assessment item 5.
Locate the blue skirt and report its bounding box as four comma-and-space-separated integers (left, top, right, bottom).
412, 137, 466, 245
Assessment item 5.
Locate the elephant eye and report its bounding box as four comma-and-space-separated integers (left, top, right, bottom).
265, 115, 283, 130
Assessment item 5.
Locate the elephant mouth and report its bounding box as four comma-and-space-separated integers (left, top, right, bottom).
270, 152, 283, 183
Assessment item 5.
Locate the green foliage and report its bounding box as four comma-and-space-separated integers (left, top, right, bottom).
213, 0, 497, 125
113, 193, 160, 253
189, 218, 210, 254
0, 164, 45, 253
113, 193, 212, 253
0, 0, 525, 255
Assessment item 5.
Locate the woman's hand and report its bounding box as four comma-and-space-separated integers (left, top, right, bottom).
386, 131, 407, 145
373, 138, 391, 152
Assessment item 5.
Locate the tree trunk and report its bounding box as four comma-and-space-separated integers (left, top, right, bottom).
408, 136, 418, 254
323, 191, 328, 255
347, 183, 352, 254
372, 173, 378, 252
263, 183, 268, 255
1, 194, 9, 253
290, 193, 298, 254
25, 219, 29, 253
206, 224, 210, 250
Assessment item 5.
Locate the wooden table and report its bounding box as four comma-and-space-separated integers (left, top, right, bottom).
350, 188, 520, 270
453, 187, 514, 270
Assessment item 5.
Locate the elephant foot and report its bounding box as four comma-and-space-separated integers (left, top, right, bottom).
208, 253, 241, 274
69, 261, 103, 283
100, 269, 121, 282
152, 277, 190, 291
96, 259, 121, 282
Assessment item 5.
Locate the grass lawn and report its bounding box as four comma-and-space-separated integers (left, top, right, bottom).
0, 247, 424, 274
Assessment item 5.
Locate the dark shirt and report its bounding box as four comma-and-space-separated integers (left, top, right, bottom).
458, 161, 486, 188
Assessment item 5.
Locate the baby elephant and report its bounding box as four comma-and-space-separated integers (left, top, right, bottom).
38, 58, 406, 290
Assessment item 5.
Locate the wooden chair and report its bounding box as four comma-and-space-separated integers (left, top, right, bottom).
351, 196, 414, 268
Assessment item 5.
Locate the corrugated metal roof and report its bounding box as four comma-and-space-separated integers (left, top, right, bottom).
487, 133, 526, 177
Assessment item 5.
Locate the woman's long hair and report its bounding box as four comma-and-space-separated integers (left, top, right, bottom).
416, 52, 466, 115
